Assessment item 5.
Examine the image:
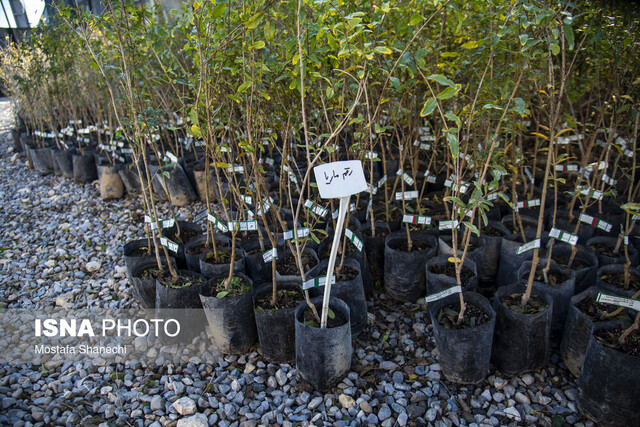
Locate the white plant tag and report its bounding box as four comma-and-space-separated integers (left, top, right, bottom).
263, 248, 278, 263
524, 167, 535, 185
242, 195, 253, 205
395, 191, 419, 200
283, 227, 310, 241
444, 178, 469, 194
344, 228, 363, 251
313, 160, 368, 199
425, 285, 462, 303
403, 215, 432, 225
378, 175, 388, 188
402, 172, 415, 186
159, 237, 179, 254
256, 197, 274, 217
228, 220, 258, 232
121, 148, 133, 154
577, 186, 604, 201
207, 213, 229, 232
439, 220, 459, 230
586, 161, 607, 171
302, 275, 336, 290
165, 151, 178, 163
194, 210, 208, 222
602, 174, 616, 186
549, 228, 578, 246
487, 193, 498, 201
596, 292, 640, 312
517, 198, 541, 209
516, 238, 541, 255
623, 148, 634, 158
304, 199, 329, 217
579, 213, 612, 232
365, 151, 378, 159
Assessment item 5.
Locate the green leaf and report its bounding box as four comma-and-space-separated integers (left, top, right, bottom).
444, 196, 467, 208
374, 46, 392, 55
513, 97, 529, 117
445, 112, 461, 129
461, 41, 479, 49
390, 76, 401, 92
216, 291, 230, 298
327, 308, 336, 319
462, 221, 480, 236
428, 74, 456, 88
238, 80, 252, 93
190, 124, 202, 138
447, 132, 459, 158
564, 24, 574, 50
409, 14, 422, 26
621, 203, 640, 215
420, 98, 437, 116
211, 3, 226, 19
245, 12, 263, 29
437, 86, 458, 100
550, 43, 560, 55
251, 41, 266, 50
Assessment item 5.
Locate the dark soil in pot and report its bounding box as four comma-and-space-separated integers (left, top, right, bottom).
275, 248, 319, 282
438, 235, 486, 276
200, 272, 257, 354
491, 283, 553, 375
199, 247, 246, 279
596, 264, 640, 297
295, 297, 352, 391
162, 221, 202, 269
548, 243, 598, 294
426, 255, 478, 296
577, 323, 640, 427
253, 282, 302, 363
497, 229, 546, 287
183, 234, 231, 272
587, 236, 639, 267
318, 231, 371, 301
239, 237, 281, 285
383, 231, 437, 302
429, 292, 496, 384
128, 256, 176, 309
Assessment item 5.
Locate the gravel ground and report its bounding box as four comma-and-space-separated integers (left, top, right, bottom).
0, 98, 595, 426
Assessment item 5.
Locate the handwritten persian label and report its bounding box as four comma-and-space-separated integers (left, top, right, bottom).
263, 248, 278, 263
302, 275, 336, 290
596, 293, 640, 312
344, 228, 364, 251
425, 285, 462, 303
403, 215, 432, 225
516, 239, 541, 255
395, 191, 419, 200
159, 237, 179, 254
579, 213, 612, 232
313, 160, 367, 199
549, 228, 578, 246
283, 227, 310, 241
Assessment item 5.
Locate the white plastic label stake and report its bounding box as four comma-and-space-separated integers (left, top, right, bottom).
577, 186, 604, 201
602, 174, 615, 186
439, 220, 459, 230
377, 175, 388, 188
444, 178, 469, 194
194, 210, 208, 222
165, 152, 178, 163
313, 160, 368, 199
283, 227, 310, 241
302, 275, 336, 291
344, 228, 364, 251
596, 292, 640, 312
402, 215, 432, 225
517, 199, 541, 209
579, 213, 612, 232
365, 151, 378, 160
516, 239, 541, 255
160, 219, 175, 229
524, 168, 535, 185
263, 248, 278, 263
159, 237, 179, 254
549, 228, 578, 246
395, 191, 419, 200
425, 285, 462, 303
242, 195, 253, 205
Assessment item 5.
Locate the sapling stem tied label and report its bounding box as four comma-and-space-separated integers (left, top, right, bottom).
283, 227, 310, 241
228, 220, 258, 232
596, 292, 640, 312
579, 213, 612, 232
517, 198, 541, 209
555, 164, 579, 172
403, 214, 432, 225
549, 228, 578, 246
516, 238, 541, 255
302, 275, 336, 290
207, 213, 229, 232
444, 178, 469, 194
365, 151, 378, 159
159, 237, 179, 254
263, 248, 278, 263
577, 186, 604, 201
425, 285, 462, 303
439, 220, 459, 230
304, 199, 329, 217
344, 228, 364, 251
395, 191, 419, 200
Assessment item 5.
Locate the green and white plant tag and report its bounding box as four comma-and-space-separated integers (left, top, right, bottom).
228, 220, 258, 232
555, 164, 579, 172
516, 238, 541, 255
365, 151, 378, 159
602, 174, 615, 186
579, 213, 612, 232
302, 275, 336, 291
242, 195, 253, 205
577, 186, 604, 201
283, 227, 310, 241
159, 237, 179, 254
444, 177, 469, 194
424, 170, 437, 183
516, 198, 541, 209
403, 214, 431, 225
344, 228, 364, 251
549, 228, 578, 246
263, 248, 278, 263
164, 151, 178, 163
396, 170, 415, 186
207, 213, 229, 232
256, 197, 274, 217
596, 292, 640, 311
395, 190, 419, 201
144, 216, 174, 230
227, 165, 245, 174
304, 199, 328, 217
425, 285, 462, 303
